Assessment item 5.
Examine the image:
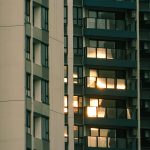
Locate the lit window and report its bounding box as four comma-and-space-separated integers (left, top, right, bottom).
97, 107, 106, 118
87, 107, 96, 117
117, 79, 126, 89
87, 47, 96, 58
87, 77, 96, 88
91, 128, 99, 136
90, 99, 98, 107
64, 96, 68, 113
97, 78, 106, 88
98, 137, 107, 147
97, 48, 106, 58
88, 136, 97, 147
64, 126, 68, 142
107, 78, 115, 89
90, 69, 97, 77
64, 66, 68, 83
73, 96, 78, 107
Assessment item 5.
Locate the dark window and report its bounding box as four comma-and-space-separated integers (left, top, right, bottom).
64, 65, 68, 83
26, 73, 31, 97
42, 117, 49, 141
26, 36, 30, 60
41, 44, 48, 67
41, 80, 49, 104
73, 7, 82, 26
64, 6, 67, 24
73, 36, 83, 55
26, 111, 31, 134
74, 125, 83, 143
64, 36, 68, 54
25, 0, 30, 22
42, 7, 48, 30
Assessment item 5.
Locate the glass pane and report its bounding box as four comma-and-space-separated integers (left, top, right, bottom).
107, 19, 115, 29
118, 138, 126, 149
117, 109, 126, 119
97, 19, 105, 29
64, 96, 67, 107
98, 107, 106, 118
107, 78, 115, 89
127, 108, 132, 119
98, 137, 107, 147
107, 108, 116, 119
97, 78, 106, 88
87, 47, 96, 58
107, 49, 115, 59
90, 99, 98, 107
89, 11, 97, 18
91, 128, 99, 136
90, 69, 97, 77
87, 77, 96, 88
87, 107, 96, 117
108, 137, 116, 148
89, 40, 97, 47
88, 136, 97, 147
87, 18, 96, 28
100, 129, 109, 137
97, 48, 106, 58
117, 79, 126, 89
116, 20, 125, 30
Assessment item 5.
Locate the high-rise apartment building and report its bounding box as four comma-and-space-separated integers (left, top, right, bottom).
0, 0, 150, 150
64, 0, 150, 150
0, 0, 64, 150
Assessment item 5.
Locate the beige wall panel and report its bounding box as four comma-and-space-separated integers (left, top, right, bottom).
0, 27, 25, 100
0, 0, 24, 26
0, 101, 25, 150
49, 0, 64, 42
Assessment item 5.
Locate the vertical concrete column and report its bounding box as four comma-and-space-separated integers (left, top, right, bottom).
67, 0, 74, 150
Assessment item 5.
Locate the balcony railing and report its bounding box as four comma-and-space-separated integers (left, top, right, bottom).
85, 106, 136, 120
85, 47, 136, 60
85, 136, 137, 149
84, 18, 136, 32
85, 77, 136, 90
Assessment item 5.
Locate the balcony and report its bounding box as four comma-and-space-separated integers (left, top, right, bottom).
84, 47, 136, 68
84, 106, 137, 127
84, 18, 136, 39
84, 76, 136, 98
83, 0, 136, 10
84, 136, 137, 150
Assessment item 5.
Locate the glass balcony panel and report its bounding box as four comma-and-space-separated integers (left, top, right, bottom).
90, 69, 97, 77
107, 48, 115, 59
87, 47, 96, 58
117, 79, 126, 89
107, 108, 116, 119
87, 77, 96, 88
88, 136, 97, 147
127, 108, 132, 119
90, 99, 98, 107
87, 107, 97, 117
107, 78, 115, 89
97, 107, 106, 118
97, 78, 106, 88
117, 138, 126, 149
98, 137, 107, 147
97, 19, 105, 29
117, 109, 126, 119
108, 137, 116, 148
100, 129, 109, 137
91, 128, 99, 136
116, 20, 125, 30
87, 18, 96, 28
97, 48, 106, 58
107, 19, 115, 30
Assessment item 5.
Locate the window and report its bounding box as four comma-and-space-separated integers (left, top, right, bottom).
26, 110, 31, 134
64, 96, 68, 113
64, 6, 67, 24
41, 80, 49, 104
74, 125, 83, 143
64, 125, 68, 142
41, 44, 48, 67
25, 0, 30, 22
26, 36, 30, 60
64, 36, 68, 54
73, 96, 83, 114
73, 36, 83, 55
73, 66, 83, 84
26, 73, 31, 97
73, 7, 82, 26
42, 117, 49, 141
64, 66, 68, 83
42, 7, 48, 30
